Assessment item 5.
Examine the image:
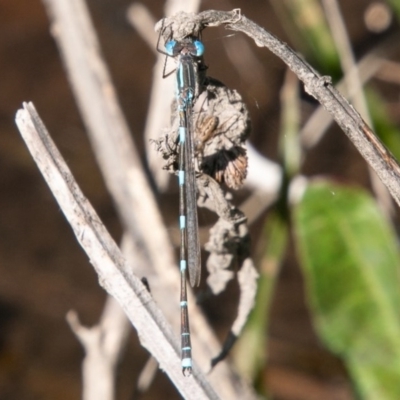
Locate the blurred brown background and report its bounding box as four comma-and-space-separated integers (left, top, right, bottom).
0, 0, 396, 399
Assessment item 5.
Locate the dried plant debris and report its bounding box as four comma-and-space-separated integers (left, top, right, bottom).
153, 77, 250, 190
154, 9, 257, 369
155, 9, 241, 43
197, 174, 258, 368
197, 174, 252, 294
196, 79, 250, 190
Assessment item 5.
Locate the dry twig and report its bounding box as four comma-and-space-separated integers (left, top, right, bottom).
181, 9, 400, 208
66, 296, 129, 400
15, 103, 217, 399
321, 0, 393, 214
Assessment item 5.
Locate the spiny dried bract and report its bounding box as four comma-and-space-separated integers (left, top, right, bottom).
205, 147, 248, 190
151, 131, 179, 172
153, 77, 251, 188
196, 78, 250, 190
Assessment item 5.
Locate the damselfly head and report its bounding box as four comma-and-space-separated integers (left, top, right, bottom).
193, 40, 204, 57
164, 38, 205, 57
165, 40, 177, 56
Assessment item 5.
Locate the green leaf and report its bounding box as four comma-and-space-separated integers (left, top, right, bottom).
294, 180, 400, 400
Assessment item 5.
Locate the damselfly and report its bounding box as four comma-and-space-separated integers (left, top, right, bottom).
155, 14, 252, 372
159, 33, 206, 376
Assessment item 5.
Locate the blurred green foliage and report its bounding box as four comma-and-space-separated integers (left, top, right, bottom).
294, 182, 400, 400
270, 0, 341, 77
367, 88, 400, 161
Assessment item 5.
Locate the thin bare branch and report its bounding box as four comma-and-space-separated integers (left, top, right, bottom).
176, 9, 400, 208
66, 295, 129, 400
300, 33, 400, 148
66, 240, 140, 400
376, 59, 400, 85
15, 103, 217, 399
126, 4, 158, 51
322, 0, 393, 215
322, 0, 371, 125
135, 357, 159, 396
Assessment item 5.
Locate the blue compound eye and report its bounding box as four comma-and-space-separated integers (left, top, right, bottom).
193, 40, 204, 56
165, 40, 177, 56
